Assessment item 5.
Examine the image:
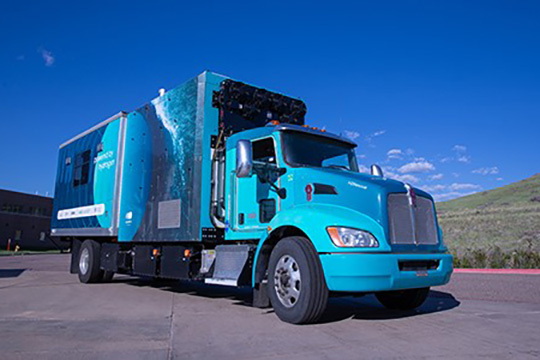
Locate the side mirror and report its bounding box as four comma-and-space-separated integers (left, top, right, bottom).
236, 140, 253, 178
371, 164, 384, 177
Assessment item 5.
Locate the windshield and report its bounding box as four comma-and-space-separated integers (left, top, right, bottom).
281, 131, 359, 172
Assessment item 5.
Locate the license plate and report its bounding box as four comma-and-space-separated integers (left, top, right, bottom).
416, 270, 428, 277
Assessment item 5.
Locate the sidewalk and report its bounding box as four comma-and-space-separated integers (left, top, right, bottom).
454, 268, 540, 275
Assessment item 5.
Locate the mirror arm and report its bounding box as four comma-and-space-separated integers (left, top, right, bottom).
252, 166, 287, 199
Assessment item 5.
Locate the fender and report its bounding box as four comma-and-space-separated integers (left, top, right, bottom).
251, 203, 390, 286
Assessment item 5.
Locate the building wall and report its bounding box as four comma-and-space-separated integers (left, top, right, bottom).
0, 189, 62, 250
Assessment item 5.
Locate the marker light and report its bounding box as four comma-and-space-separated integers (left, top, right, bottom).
327, 227, 379, 248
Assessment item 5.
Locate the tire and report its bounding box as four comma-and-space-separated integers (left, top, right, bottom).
78, 240, 104, 283
376, 287, 430, 310
267, 236, 329, 324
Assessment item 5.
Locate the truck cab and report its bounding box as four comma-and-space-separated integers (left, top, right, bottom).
221, 123, 452, 323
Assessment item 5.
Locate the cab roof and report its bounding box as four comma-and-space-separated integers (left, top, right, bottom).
227, 123, 357, 148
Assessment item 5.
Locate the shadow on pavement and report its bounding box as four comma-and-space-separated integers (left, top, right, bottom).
319, 290, 460, 323
116, 277, 254, 303
0, 269, 26, 278
115, 276, 460, 324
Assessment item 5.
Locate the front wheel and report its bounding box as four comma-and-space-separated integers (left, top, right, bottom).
376, 287, 430, 310
267, 237, 329, 324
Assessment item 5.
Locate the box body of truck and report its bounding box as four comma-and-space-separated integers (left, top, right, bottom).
53, 73, 219, 243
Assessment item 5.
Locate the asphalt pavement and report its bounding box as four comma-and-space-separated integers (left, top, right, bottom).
1, 254, 539, 359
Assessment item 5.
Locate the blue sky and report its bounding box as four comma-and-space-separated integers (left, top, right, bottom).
1, 1, 539, 201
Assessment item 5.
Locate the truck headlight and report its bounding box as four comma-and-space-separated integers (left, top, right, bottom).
327, 227, 379, 248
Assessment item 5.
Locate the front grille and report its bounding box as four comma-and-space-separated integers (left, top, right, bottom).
387, 194, 438, 245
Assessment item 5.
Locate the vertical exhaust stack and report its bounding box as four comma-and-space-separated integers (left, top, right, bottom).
210, 130, 226, 229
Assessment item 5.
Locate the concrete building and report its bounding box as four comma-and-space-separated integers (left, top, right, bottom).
0, 189, 61, 250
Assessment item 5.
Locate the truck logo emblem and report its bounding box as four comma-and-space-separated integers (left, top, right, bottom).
405, 184, 417, 207
305, 184, 313, 201
348, 181, 367, 190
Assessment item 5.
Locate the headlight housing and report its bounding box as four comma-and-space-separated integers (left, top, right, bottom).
327, 227, 379, 248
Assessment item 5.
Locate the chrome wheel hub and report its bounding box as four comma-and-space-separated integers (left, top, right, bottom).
273, 255, 301, 308
79, 248, 90, 275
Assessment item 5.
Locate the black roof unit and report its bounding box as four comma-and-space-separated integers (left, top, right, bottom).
212, 79, 307, 135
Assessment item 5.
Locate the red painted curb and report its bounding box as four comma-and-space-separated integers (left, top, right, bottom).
454, 268, 540, 275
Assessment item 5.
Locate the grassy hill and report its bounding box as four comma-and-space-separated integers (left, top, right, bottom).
437, 173, 540, 212
436, 173, 540, 268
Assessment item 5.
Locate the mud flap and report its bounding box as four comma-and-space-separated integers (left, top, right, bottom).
70, 239, 82, 274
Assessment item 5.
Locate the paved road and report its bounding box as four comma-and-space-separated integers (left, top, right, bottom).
1, 254, 539, 359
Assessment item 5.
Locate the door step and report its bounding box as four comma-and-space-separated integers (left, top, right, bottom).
204, 278, 239, 286
204, 244, 255, 287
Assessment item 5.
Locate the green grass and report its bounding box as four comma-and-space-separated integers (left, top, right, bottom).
436, 173, 540, 268
438, 205, 540, 253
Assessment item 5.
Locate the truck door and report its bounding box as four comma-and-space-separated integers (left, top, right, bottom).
234, 137, 280, 232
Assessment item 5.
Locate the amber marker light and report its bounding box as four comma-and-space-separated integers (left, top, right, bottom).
326, 227, 344, 246
326, 227, 379, 248
184, 249, 191, 258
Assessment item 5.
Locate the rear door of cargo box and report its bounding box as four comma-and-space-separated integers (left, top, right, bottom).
51, 114, 126, 236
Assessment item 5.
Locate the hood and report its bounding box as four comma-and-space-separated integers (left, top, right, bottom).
292, 167, 432, 226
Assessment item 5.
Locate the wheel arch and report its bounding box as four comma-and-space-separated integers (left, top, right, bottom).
252, 225, 310, 286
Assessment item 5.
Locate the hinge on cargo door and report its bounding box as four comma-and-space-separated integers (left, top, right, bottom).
201, 227, 224, 243
212, 91, 221, 108
210, 135, 221, 149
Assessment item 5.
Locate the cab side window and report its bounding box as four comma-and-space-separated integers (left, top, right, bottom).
252, 138, 276, 164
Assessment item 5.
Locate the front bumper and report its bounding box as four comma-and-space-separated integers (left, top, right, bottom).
319, 252, 453, 292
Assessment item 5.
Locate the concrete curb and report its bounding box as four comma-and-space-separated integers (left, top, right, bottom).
454, 268, 540, 275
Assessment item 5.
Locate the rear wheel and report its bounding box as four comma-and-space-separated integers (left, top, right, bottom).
268, 237, 328, 324
376, 287, 430, 310
78, 240, 104, 283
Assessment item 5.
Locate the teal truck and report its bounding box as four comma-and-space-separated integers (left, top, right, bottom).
51, 71, 453, 324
